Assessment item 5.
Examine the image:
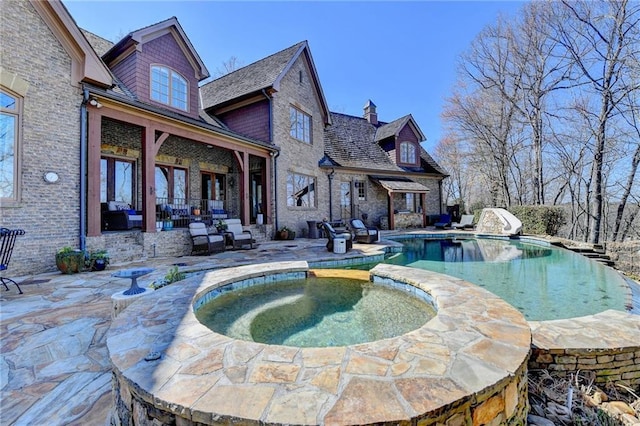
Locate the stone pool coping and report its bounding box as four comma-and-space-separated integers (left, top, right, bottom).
107, 261, 532, 425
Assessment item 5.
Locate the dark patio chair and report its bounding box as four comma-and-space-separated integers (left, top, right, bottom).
189, 222, 225, 255
225, 219, 256, 249
434, 214, 452, 229
349, 218, 379, 243
320, 221, 353, 252
0, 228, 25, 294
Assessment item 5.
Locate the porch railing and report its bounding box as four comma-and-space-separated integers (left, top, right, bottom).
155, 197, 227, 229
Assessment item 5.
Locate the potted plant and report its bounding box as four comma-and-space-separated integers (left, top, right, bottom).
55, 247, 85, 274
278, 226, 295, 240
87, 249, 110, 271
216, 219, 228, 233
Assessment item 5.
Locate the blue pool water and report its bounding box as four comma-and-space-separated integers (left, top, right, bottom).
196, 277, 436, 347
384, 237, 629, 321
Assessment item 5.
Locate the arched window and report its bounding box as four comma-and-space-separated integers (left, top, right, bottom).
150, 65, 188, 111
0, 88, 21, 201
399, 141, 417, 164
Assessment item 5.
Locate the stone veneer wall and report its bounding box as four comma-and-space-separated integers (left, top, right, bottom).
86, 224, 272, 264
529, 348, 640, 388
110, 362, 528, 426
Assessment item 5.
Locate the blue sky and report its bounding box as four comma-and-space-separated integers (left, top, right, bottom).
63, 1, 524, 151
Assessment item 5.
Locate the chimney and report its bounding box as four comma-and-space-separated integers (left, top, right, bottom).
363, 100, 378, 125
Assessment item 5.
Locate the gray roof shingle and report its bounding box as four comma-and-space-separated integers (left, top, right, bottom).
324, 112, 447, 176
200, 42, 306, 109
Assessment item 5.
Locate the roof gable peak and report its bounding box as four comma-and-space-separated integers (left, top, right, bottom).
103, 16, 209, 81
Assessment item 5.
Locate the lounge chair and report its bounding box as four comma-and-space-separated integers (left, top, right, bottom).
434, 214, 452, 229
224, 219, 256, 249
349, 218, 379, 243
189, 222, 225, 255
452, 214, 475, 230
320, 221, 353, 252
0, 228, 25, 294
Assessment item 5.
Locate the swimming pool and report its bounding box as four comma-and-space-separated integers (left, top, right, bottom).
382, 236, 629, 321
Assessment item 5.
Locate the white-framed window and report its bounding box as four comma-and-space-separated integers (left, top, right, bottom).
355, 180, 366, 201
150, 65, 188, 111
287, 172, 316, 208
289, 106, 311, 143
399, 141, 417, 164
0, 88, 21, 201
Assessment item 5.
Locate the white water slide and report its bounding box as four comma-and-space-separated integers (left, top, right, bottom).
476, 208, 523, 236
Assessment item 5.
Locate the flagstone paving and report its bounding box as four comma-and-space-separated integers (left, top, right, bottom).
1, 233, 638, 425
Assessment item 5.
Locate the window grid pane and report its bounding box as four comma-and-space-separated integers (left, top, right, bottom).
151, 66, 187, 111
287, 172, 316, 208
289, 107, 311, 143
0, 112, 16, 198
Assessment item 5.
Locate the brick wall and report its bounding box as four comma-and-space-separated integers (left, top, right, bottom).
1, 1, 84, 275
271, 54, 330, 236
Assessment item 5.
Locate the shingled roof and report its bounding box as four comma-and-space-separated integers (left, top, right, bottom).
324, 112, 447, 176
200, 41, 331, 125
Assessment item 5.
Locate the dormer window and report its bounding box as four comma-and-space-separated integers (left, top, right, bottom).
150, 65, 188, 111
399, 141, 417, 165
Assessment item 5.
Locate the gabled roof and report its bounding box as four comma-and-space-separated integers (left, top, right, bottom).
29, 0, 113, 88
200, 41, 331, 125
375, 114, 426, 142
324, 112, 447, 176
102, 17, 209, 81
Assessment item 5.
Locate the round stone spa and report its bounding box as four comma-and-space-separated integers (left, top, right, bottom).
195, 274, 436, 347
107, 261, 532, 425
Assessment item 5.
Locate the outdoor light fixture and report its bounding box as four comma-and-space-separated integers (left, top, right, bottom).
89, 98, 103, 108
43, 171, 59, 183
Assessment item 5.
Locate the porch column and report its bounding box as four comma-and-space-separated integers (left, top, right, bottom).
264, 154, 273, 224
141, 126, 157, 233
87, 111, 102, 237
421, 193, 426, 227
241, 151, 250, 224
388, 191, 395, 230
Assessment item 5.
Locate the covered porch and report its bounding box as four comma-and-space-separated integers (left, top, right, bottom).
371, 176, 429, 230
86, 93, 276, 238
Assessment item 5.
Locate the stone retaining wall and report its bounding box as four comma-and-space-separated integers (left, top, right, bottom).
606, 241, 640, 277
529, 310, 640, 390
529, 347, 640, 389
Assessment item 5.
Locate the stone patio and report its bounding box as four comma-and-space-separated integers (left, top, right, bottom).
1, 233, 638, 425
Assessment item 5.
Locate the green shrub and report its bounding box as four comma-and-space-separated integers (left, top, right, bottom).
508, 205, 566, 236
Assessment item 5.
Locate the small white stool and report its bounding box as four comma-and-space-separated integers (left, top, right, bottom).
333, 238, 347, 254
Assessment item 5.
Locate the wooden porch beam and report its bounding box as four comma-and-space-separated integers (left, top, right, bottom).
87, 111, 102, 237
141, 126, 157, 233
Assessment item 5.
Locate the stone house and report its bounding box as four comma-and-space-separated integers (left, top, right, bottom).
201, 44, 448, 235
0, 0, 446, 276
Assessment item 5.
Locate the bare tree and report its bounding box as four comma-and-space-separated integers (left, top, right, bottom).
214, 56, 244, 78
553, 0, 640, 243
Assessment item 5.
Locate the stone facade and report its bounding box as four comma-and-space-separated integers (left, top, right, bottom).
270, 55, 330, 236
0, 0, 84, 276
